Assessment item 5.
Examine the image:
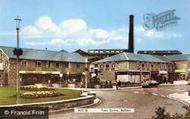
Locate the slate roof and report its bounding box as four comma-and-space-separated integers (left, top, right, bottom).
152, 55, 171, 62
165, 54, 190, 61
137, 50, 182, 56
93, 52, 169, 63
0, 46, 87, 63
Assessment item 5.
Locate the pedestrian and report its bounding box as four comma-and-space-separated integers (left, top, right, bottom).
116, 81, 118, 90
118, 80, 121, 87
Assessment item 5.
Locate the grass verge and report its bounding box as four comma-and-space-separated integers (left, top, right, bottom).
0, 87, 81, 105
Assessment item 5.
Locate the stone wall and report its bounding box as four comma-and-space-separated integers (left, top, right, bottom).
0, 95, 96, 112
1, 56, 89, 86
93, 61, 174, 84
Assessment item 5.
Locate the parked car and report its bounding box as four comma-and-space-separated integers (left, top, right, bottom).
142, 80, 159, 88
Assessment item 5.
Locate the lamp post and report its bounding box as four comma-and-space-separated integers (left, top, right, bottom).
13, 16, 22, 104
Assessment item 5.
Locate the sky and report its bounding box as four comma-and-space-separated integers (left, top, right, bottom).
0, 0, 189, 53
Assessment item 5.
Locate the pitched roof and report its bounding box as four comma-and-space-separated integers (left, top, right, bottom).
152, 55, 171, 62
0, 46, 87, 63
165, 54, 190, 61
93, 52, 169, 63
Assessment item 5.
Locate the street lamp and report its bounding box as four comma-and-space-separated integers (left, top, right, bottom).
82, 71, 88, 90
82, 58, 88, 90
13, 16, 23, 104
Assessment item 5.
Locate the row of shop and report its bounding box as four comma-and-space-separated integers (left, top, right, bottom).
115, 70, 169, 83
19, 71, 84, 85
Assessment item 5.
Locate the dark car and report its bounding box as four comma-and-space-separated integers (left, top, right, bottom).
142, 80, 159, 88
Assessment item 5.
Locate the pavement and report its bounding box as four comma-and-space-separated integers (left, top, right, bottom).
64, 86, 142, 91
168, 92, 190, 106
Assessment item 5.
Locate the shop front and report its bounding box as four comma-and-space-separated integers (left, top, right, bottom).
174, 69, 186, 81
20, 70, 83, 86
116, 70, 151, 85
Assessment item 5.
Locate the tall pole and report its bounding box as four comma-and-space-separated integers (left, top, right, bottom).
14, 16, 22, 104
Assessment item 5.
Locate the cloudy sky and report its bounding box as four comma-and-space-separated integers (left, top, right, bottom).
0, 0, 189, 53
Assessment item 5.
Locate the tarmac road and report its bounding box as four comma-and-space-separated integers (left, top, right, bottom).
50, 85, 190, 119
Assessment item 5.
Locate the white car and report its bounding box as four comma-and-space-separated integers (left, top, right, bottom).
142, 80, 159, 88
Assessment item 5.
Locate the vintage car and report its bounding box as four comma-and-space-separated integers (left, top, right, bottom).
142, 80, 159, 88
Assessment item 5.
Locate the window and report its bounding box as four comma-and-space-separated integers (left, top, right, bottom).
21, 61, 27, 66
151, 64, 154, 68
36, 61, 41, 67
76, 64, 80, 68
56, 63, 59, 68
106, 64, 109, 68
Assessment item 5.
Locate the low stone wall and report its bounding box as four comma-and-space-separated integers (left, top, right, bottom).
0, 95, 95, 111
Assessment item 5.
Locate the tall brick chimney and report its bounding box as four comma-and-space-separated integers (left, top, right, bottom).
128, 15, 134, 53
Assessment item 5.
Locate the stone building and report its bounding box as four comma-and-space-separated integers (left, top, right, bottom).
165, 54, 190, 81
0, 46, 88, 86
91, 52, 175, 86
74, 49, 129, 63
